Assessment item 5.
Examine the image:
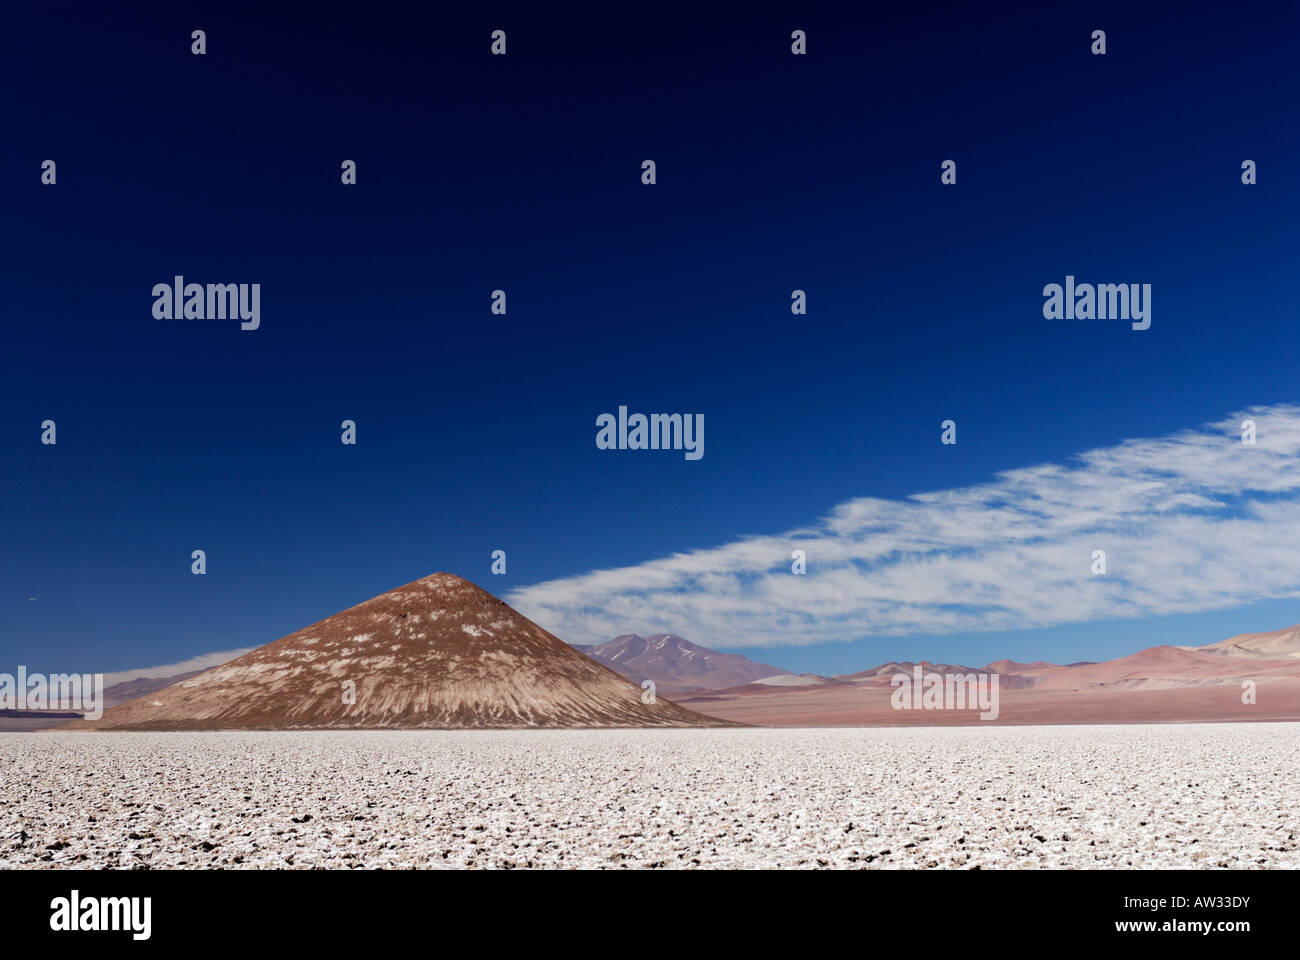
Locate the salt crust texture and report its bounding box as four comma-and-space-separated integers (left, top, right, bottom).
4, 724, 1296, 869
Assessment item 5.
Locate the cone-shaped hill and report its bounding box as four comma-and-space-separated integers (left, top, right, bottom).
69, 573, 734, 730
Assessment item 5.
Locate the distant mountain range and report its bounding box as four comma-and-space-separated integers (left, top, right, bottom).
672, 628, 1300, 725
573, 634, 788, 694
103, 670, 205, 706
13, 603, 1299, 732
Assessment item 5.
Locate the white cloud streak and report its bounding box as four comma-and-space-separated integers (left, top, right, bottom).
101, 648, 253, 688
508, 406, 1300, 648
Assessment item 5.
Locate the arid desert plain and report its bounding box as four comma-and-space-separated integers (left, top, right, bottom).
4, 723, 1297, 869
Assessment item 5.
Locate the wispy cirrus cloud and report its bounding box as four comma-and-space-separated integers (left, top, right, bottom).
508, 405, 1300, 648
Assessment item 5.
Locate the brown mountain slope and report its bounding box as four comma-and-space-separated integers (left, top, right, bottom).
66, 573, 732, 730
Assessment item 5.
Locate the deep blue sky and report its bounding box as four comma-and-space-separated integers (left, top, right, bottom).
4, 2, 1299, 678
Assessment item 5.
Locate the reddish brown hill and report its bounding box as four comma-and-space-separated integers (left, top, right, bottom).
984, 659, 1062, 677
67, 574, 732, 730
1030, 644, 1300, 690
838, 660, 988, 684
1187, 624, 1300, 659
